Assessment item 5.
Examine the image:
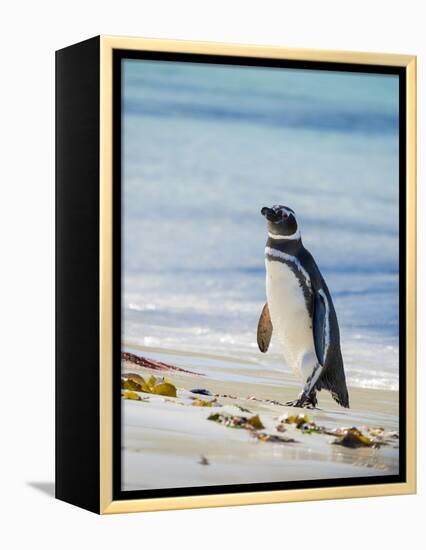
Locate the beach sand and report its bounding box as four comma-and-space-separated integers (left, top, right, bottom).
122, 343, 399, 492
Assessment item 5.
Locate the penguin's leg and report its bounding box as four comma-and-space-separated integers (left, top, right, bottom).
302, 363, 323, 400
286, 363, 323, 408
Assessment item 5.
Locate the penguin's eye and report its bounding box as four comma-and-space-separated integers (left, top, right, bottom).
282, 212, 289, 219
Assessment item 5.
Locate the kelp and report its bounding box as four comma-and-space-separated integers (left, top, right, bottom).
246, 414, 264, 430
192, 398, 215, 407
276, 414, 393, 446
208, 413, 265, 431
332, 427, 375, 448
151, 382, 177, 397
277, 413, 321, 434
122, 351, 202, 375
283, 414, 311, 428
121, 373, 146, 391
122, 391, 141, 401
121, 373, 177, 397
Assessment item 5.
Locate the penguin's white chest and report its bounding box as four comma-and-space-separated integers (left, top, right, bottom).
266, 258, 315, 379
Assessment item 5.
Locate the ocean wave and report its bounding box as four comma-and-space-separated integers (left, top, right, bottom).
124, 98, 398, 136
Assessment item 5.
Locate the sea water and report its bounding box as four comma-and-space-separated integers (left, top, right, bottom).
122, 59, 399, 391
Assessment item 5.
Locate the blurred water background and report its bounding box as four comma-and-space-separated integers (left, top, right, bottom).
122, 59, 399, 391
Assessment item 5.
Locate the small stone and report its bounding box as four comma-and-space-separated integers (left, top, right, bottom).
190, 388, 213, 396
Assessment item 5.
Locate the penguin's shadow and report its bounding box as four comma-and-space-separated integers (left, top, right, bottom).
27, 481, 55, 498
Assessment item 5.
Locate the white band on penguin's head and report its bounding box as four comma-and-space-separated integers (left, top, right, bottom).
275, 205, 293, 216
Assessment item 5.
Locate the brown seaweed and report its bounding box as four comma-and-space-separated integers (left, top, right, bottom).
122, 351, 202, 375
208, 413, 265, 431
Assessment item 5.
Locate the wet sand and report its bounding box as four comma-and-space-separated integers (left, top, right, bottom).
122, 343, 399, 491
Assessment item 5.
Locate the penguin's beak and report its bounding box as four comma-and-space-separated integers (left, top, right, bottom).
261, 207, 279, 222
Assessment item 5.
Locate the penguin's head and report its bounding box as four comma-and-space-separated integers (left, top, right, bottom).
261, 205, 300, 239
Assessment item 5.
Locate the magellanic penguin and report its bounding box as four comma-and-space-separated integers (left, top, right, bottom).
257, 205, 349, 409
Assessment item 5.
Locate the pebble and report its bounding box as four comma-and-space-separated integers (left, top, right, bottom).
190, 388, 213, 396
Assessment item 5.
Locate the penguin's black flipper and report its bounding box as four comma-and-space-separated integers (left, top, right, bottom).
312, 287, 350, 408
257, 303, 273, 353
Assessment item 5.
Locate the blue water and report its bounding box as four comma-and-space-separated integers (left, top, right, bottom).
122, 59, 399, 390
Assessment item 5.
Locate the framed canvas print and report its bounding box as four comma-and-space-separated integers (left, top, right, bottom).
55, 36, 416, 514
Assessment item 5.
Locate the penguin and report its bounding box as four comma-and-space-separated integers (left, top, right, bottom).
257, 204, 349, 409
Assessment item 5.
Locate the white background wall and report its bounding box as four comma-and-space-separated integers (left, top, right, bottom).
1, 1, 423, 548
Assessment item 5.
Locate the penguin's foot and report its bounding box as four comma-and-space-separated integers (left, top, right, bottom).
285, 399, 305, 408
285, 399, 316, 409
286, 392, 318, 409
